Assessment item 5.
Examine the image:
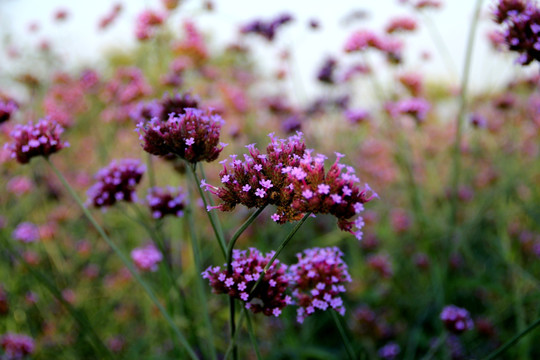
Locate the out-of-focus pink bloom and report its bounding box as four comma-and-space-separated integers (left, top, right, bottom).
131, 244, 163, 272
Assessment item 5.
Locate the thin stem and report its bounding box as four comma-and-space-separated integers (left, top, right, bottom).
420, 333, 447, 360
229, 297, 237, 360
146, 153, 156, 189
449, 0, 483, 228
45, 158, 198, 360
483, 316, 540, 360
244, 308, 262, 360
186, 162, 227, 257
224, 309, 246, 360
227, 206, 267, 271
250, 213, 311, 296
331, 310, 356, 360
185, 185, 218, 360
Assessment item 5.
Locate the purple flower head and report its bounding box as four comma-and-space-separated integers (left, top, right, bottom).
344, 108, 370, 124
493, 0, 540, 65
130, 100, 162, 124
440, 305, 474, 334
12, 222, 40, 243
146, 186, 187, 219
202, 248, 290, 317
135, 9, 165, 41
136, 108, 224, 163
158, 92, 200, 120
388, 97, 431, 124
87, 159, 145, 208
0, 100, 18, 124
0, 333, 35, 360
5, 118, 68, 164
131, 243, 163, 272
240, 13, 294, 41
317, 57, 338, 85
378, 342, 401, 359
289, 247, 351, 323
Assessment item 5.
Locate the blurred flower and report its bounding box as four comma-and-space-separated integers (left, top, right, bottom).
387, 97, 431, 124
440, 305, 474, 334
0, 100, 18, 124
53, 8, 69, 22
146, 186, 187, 219
385, 16, 417, 34
202, 248, 291, 317
240, 13, 294, 41
87, 159, 145, 208
5, 118, 69, 164
0, 333, 34, 360
367, 253, 393, 278
289, 247, 351, 323
136, 108, 225, 163
6, 176, 33, 196
316, 57, 338, 85
344, 108, 371, 124
135, 9, 165, 41
378, 342, 400, 359
12, 222, 40, 243
131, 243, 163, 272
98, 3, 123, 30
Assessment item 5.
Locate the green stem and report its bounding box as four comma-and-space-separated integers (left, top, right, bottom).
224, 309, 246, 360
250, 213, 311, 296
146, 153, 156, 189
483, 316, 540, 360
186, 162, 227, 257
45, 158, 198, 360
331, 310, 356, 360
244, 308, 262, 360
227, 206, 267, 271
449, 0, 483, 228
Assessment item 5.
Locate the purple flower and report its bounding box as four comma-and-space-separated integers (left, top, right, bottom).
440, 305, 474, 334
12, 222, 40, 243
5, 118, 68, 164
146, 186, 187, 219
136, 108, 225, 163
240, 13, 294, 41
388, 97, 431, 124
0, 99, 18, 124
0, 333, 34, 360
202, 248, 290, 317
378, 342, 400, 359
87, 159, 145, 208
131, 243, 163, 272
289, 247, 351, 323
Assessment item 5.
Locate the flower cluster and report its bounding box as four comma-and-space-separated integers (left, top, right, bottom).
12, 222, 40, 243
5, 118, 69, 164
136, 108, 225, 163
316, 57, 338, 85
131, 243, 163, 272
288, 247, 351, 323
146, 186, 186, 219
0, 99, 18, 124
240, 13, 294, 41
135, 9, 165, 41
202, 248, 291, 317
204, 133, 376, 241
87, 159, 145, 208
387, 97, 431, 124
440, 305, 474, 334
344, 30, 404, 63
493, 0, 540, 65
0, 333, 34, 360
385, 16, 417, 34
131, 92, 200, 124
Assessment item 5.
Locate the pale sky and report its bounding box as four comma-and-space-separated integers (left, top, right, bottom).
0, 0, 524, 100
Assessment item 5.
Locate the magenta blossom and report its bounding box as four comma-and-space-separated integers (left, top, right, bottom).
131, 243, 163, 272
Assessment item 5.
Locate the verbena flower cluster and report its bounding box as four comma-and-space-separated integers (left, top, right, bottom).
146, 186, 186, 219
131, 243, 163, 272
203, 132, 377, 241
202, 248, 291, 317
87, 159, 145, 208
136, 108, 225, 163
289, 247, 351, 323
203, 246, 351, 321
240, 13, 294, 41
135, 9, 165, 41
0, 333, 35, 360
0, 99, 18, 124
493, 0, 540, 65
5, 118, 69, 164
12, 222, 40, 243
343, 29, 403, 63
130, 92, 200, 124
440, 305, 474, 334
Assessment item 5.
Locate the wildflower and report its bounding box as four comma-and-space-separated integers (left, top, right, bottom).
0, 333, 34, 360
87, 159, 145, 208
135, 9, 165, 41
289, 247, 351, 323
131, 243, 163, 272
493, 0, 540, 65
316, 57, 338, 85
378, 342, 401, 359
240, 13, 294, 41
387, 97, 431, 124
344, 109, 370, 124
202, 248, 290, 316
5, 118, 68, 164
0, 99, 18, 124
146, 186, 187, 219
12, 222, 40, 243
136, 108, 225, 163
385, 16, 417, 34
367, 253, 393, 278
440, 305, 474, 334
